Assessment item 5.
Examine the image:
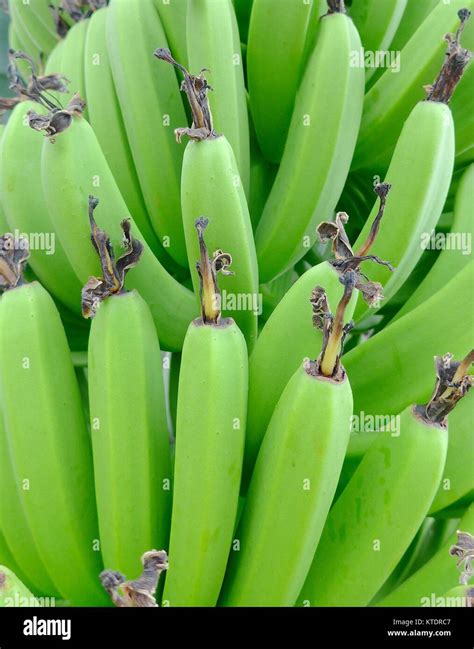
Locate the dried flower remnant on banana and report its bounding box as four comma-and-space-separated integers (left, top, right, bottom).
154, 48, 217, 143
0, 234, 30, 292
0, 50, 69, 113
413, 351, 474, 428
81, 196, 144, 318
425, 9, 473, 104
317, 182, 394, 307
194, 217, 233, 325
100, 550, 169, 608
450, 531, 474, 586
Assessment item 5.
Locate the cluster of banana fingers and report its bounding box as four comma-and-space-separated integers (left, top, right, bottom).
0, 0, 472, 609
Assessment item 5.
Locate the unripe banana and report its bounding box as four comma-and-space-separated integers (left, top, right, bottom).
349, 0, 407, 83
451, 61, 474, 166
106, 0, 188, 267
439, 584, 474, 607
0, 247, 107, 605
390, 0, 439, 52
221, 272, 356, 606
163, 219, 248, 606
36, 102, 196, 351
155, 50, 259, 351
0, 100, 83, 314
153, 0, 188, 66
255, 1, 365, 283
59, 18, 89, 119
299, 352, 472, 607
84, 7, 177, 269
394, 163, 474, 321
85, 208, 171, 578
9, 0, 42, 66
344, 260, 474, 422
246, 0, 312, 163
187, 0, 250, 194
352, 0, 474, 172
9, 0, 57, 61
378, 504, 474, 606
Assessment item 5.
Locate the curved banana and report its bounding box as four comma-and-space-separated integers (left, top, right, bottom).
153, 0, 188, 67
155, 50, 259, 350
298, 352, 472, 607
220, 272, 356, 606
255, 0, 365, 283
9, 0, 42, 66
451, 60, 474, 167
59, 18, 89, 119
84, 7, 177, 268
246, 0, 312, 163
162, 219, 248, 606
349, 0, 407, 83
106, 0, 188, 267
0, 249, 107, 605
390, 0, 439, 52
85, 208, 171, 578
187, 0, 250, 194
0, 100, 83, 314
394, 163, 474, 321
9, 0, 57, 62
352, 0, 474, 172
36, 102, 196, 351
378, 504, 474, 606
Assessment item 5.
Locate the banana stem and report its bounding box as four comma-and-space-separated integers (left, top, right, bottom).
327, 0, 346, 14
356, 182, 391, 257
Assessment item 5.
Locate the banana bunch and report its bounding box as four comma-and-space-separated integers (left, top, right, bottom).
0, 0, 473, 611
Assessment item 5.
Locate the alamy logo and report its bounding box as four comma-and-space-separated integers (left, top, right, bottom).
23, 616, 71, 641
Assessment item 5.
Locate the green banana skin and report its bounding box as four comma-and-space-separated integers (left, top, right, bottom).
0, 282, 107, 605
377, 503, 474, 607
28, 0, 59, 41
163, 320, 248, 606
247, 0, 312, 163
9, 0, 42, 67
59, 19, 89, 120
88, 290, 171, 578
0, 566, 35, 606
0, 406, 60, 598
353, 101, 455, 322
439, 585, 474, 606
352, 0, 474, 172
0, 102, 83, 315
451, 62, 474, 166
429, 395, 474, 515
255, 11, 364, 283
233, 0, 252, 43
298, 406, 448, 607
40, 117, 197, 352
259, 267, 298, 322
84, 7, 181, 272
187, 0, 250, 196
394, 163, 474, 321
390, 0, 439, 52
106, 0, 188, 267
349, 0, 407, 83
9, 0, 57, 62
154, 0, 188, 66
220, 368, 353, 606
181, 136, 259, 351
243, 262, 358, 488
8, 22, 33, 81
344, 260, 474, 422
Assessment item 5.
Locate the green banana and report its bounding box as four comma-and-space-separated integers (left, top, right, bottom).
243, 184, 391, 485
106, 0, 188, 267
9, 0, 42, 66
162, 219, 247, 606
34, 98, 196, 351
187, 0, 250, 194
248, 116, 277, 230
233, 0, 252, 43
84, 6, 176, 267
298, 352, 472, 607
429, 394, 474, 515
155, 50, 259, 351
0, 100, 83, 314
394, 163, 474, 321
439, 584, 474, 607
0, 567, 35, 606
344, 260, 474, 422
154, 0, 188, 67
352, 0, 474, 172
255, 0, 365, 283
85, 205, 171, 578
390, 0, 439, 52
0, 245, 107, 605
378, 505, 474, 606
10, 0, 58, 57
246, 0, 312, 163
59, 18, 89, 119
452, 61, 474, 166
220, 272, 356, 606
349, 0, 407, 83
7, 22, 30, 80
